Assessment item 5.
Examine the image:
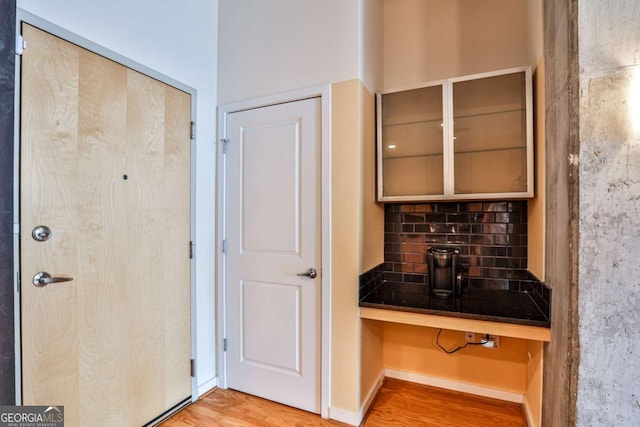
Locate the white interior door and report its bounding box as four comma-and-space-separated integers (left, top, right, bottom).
224, 97, 321, 413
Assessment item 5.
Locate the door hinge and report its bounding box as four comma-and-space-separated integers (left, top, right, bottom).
16, 272, 20, 293
222, 239, 228, 254
189, 241, 194, 259
223, 338, 227, 352
190, 121, 196, 140
221, 138, 229, 154
15, 34, 25, 56
190, 359, 196, 377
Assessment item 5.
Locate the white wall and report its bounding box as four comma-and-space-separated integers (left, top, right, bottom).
359, 0, 384, 93
17, 0, 219, 395
217, 0, 360, 105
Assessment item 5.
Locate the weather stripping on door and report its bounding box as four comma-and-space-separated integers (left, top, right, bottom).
32, 272, 74, 287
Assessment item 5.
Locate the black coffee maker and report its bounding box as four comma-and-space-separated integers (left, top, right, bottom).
427, 246, 463, 298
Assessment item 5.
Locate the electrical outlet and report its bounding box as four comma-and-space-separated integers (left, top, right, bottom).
465, 332, 476, 343
481, 334, 500, 349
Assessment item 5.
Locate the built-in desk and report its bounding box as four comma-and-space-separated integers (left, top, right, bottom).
359, 281, 550, 423
360, 307, 550, 341
359, 280, 550, 427
359, 281, 550, 340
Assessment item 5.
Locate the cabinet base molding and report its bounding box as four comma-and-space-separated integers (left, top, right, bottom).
328, 406, 359, 426
384, 368, 524, 404
360, 370, 386, 423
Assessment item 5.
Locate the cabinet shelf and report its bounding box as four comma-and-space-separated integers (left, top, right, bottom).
382, 105, 524, 128
384, 153, 441, 160
385, 145, 525, 160
454, 106, 524, 120
454, 145, 525, 155
382, 117, 443, 128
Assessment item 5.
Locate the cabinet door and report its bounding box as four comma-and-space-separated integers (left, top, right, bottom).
451, 70, 530, 195
378, 84, 445, 198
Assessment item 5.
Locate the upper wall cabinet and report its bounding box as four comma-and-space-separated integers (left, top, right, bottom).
377, 67, 533, 202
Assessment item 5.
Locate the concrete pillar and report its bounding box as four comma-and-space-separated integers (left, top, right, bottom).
577, 1, 640, 425
542, 0, 580, 425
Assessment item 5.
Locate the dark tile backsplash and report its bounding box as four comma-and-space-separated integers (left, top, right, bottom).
525, 272, 551, 322
384, 201, 529, 289
359, 263, 385, 300
359, 200, 550, 322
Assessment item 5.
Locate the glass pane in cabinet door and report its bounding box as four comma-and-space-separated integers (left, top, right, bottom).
453, 71, 527, 194
382, 85, 444, 197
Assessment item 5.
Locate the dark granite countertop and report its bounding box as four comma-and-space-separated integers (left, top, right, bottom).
360, 281, 550, 328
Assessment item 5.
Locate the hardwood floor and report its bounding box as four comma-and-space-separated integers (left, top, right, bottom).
160, 389, 346, 427
161, 378, 526, 426
362, 379, 525, 427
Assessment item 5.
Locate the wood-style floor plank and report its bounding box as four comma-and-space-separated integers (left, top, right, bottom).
161, 378, 526, 426
363, 378, 525, 427
160, 388, 346, 427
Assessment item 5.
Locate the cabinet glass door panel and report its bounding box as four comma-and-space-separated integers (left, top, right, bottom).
381, 85, 444, 197
452, 71, 527, 194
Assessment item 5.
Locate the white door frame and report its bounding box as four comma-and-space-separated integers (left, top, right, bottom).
13, 9, 199, 407
217, 85, 332, 418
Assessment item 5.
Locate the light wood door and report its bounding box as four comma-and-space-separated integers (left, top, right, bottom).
225, 98, 321, 413
20, 24, 192, 427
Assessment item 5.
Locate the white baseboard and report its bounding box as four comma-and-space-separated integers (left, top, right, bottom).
329, 369, 385, 426
331, 369, 524, 425
522, 395, 539, 427
329, 369, 385, 425
197, 376, 218, 398
358, 370, 385, 422
329, 406, 360, 426
385, 368, 524, 404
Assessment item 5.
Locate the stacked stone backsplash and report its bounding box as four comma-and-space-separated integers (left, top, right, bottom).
359, 201, 551, 301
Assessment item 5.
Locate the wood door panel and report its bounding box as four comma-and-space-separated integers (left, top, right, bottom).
241, 280, 301, 373
241, 120, 300, 255
125, 69, 169, 423
20, 23, 191, 427
162, 86, 192, 408
76, 44, 130, 425
21, 23, 81, 425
